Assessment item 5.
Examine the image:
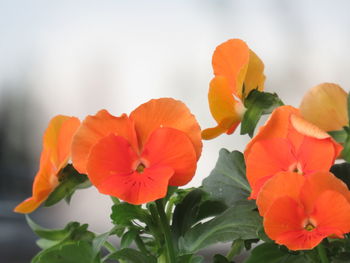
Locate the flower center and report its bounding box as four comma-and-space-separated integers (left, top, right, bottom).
288, 162, 303, 174
304, 223, 315, 231
303, 218, 316, 231
136, 163, 146, 173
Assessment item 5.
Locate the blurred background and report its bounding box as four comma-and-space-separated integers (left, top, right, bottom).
1, 0, 350, 261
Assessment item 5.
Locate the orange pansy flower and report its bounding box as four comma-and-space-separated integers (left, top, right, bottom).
260, 172, 350, 250
245, 106, 342, 199
71, 98, 202, 205
300, 83, 348, 131
14, 115, 80, 214
202, 39, 265, 139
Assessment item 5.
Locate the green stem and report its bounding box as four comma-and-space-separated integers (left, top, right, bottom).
316, 243, 329, 263
104, 241, 117, 253
135, 234, 150, 256
226, 239, 244, 261
165, 198, 175, 221
156, 199, 176, 263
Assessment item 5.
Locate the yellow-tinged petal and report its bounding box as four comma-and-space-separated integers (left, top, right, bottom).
300, 83, 348, 131
239, 49, 265, 98
15, 115, 80, 213
290, 114, 330, 140
202, 76, 245, 140
212, 39, 250, 96
44, 115, 81, 170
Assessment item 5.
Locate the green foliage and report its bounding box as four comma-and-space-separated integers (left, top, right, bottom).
244, 243, 308, 263
32, 241, 97, 263
181, 200, 262, 253
26, 216, 94, 243
176, 254, 204, 263
213, 254, 231, 263
330, 162, 350, 189
203, 149, 250, 207
110, 202, 151, 226
333, 92, 350, 161
171, 188, 228, 253
195, 199, 227, 222
328, 130, 348, 143
171, 189, 206, 240
105, 248, 157, 263
121, 229, 139, 249
45, 164, 90, 206
341, 126, 350, 162
241, 89, 284, 137
27, 217, 107, 263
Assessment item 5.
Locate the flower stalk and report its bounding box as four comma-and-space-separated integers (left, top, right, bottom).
156, 199, 176, 263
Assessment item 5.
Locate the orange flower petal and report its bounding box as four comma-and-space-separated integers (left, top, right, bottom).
311, 190, 350, 237
264, 196, 329, 250
301, 172, 350, 213
14, 150, 55, 213
96, 166, 174, 205
297, 137, 341, 176
290, 114, 330, 140
238, 49, 265, 98
15, 115, 80, 214
300, 83, 348, 131
212, 39, 250, 95
245, 105, 299, 157
87, 133, 174, 204
245, 138, 295, 198
202, 77, 244, 139
44, 115, 81, 170
264, 196, 306, 247
142, 127, 197, 186
71, 110, 138, 174
130, 98, 202, 159
257, 172, 305, 216
86, 134, 138, 187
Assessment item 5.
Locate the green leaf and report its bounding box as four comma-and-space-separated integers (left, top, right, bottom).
226, 239, 244, 260
202, 149, 250, 207
176, 254, 204, 263
32, 241, 95, 263
213, 254, 230, 263
26, 216, 94, 243
26, 215, 71, 240
244, 243, 307, 263
196, 200, 227, 222
328, 130, 348, 143
110, 203, 151, 226
106, 248, 157, 263
45, 164, 89, 206
92, 232, 112, 256
181, 201, 262, 253
341, 127, 350, 162
241, 90, 284, 137
110, 225, 126, 237
121, 229, 139, 249
334, 252, 350, 263
36, 239, 60, 250
347, 92, 350, 126
330, 162, 350, 189
172, 189, 205, 240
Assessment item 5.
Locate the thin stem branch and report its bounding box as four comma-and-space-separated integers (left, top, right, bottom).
317, 243, 329, 263
104, 241, 117, 253
135, 234, 150, 256
226, 239, 244, 261
156, 199, 176, 263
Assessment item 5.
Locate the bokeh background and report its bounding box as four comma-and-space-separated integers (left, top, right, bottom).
2, 0, 350, 262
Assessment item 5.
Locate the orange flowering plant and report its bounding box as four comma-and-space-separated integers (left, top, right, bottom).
16, 39, 350, 263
